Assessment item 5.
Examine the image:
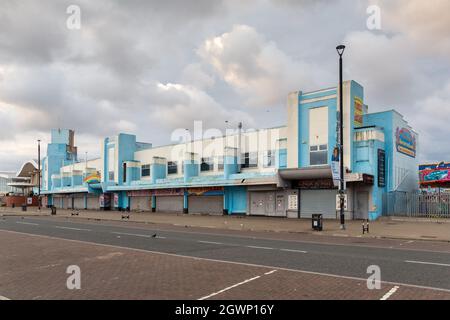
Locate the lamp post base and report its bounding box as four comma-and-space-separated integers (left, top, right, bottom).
340, 224, 346, 230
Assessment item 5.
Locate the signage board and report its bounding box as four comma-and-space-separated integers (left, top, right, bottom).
378, 149, 386, 187
288, 194, 298, 210
336, 194, 348, 211
396, 127, 416, 158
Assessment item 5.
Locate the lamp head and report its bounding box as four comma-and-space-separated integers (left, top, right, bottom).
336, 45, 346, 56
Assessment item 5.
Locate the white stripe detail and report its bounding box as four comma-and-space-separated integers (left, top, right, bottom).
280, 249, 308, 254
16, 222, 39, 226
246, 245, 274, 250
380, 286, 400, 300
112, 232, 154, 238
198, 275, 261, 300
54, 226, 91, 232
0, 295, 10, 300
198, 241, 224, 245
264, 270, 278, 275
405, 260, 450, 267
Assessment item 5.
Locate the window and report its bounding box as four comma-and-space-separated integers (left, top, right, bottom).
264, 150, 275, 168
218, 156, 224, 171
141, 164, 150, 177
108, 171, 114, 181
201, 157, 214, 172
167, 161, 178, 175
310, 144, 328, 165
241, 152, 258, 168
123, 163, 127, 183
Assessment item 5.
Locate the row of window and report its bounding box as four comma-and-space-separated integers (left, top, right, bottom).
140, 151, 277, 176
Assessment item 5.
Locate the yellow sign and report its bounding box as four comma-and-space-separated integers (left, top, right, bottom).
354, 97, 364, 127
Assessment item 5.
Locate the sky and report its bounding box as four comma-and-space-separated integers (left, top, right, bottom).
0, 0, 449, 171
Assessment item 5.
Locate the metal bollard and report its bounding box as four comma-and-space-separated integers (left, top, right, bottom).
362, 220, 370, 234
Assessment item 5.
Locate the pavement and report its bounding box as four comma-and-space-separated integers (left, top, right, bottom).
1, 207, 450, 242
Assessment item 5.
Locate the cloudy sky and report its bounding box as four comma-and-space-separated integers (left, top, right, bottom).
0, 0, 449, 171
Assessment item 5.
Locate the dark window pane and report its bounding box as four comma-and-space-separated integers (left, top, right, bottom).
310, 151, 328, 165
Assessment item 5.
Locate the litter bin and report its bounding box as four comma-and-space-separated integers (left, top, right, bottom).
312, 214, 323, 231
51, 206, 57, 215
22, 204, 27, 212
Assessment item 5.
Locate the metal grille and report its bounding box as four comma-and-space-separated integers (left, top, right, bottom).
383, 192, 450, 218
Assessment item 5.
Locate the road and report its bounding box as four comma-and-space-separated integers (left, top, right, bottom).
0, 215, 449, 299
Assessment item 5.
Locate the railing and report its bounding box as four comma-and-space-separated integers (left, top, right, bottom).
383, 191, 450, 218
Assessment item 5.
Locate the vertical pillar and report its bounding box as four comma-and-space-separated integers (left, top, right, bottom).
84, 194, 87, 210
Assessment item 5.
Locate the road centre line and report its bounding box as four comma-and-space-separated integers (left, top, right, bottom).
54, 226, 91, 232
16, 221, 39, 226
405, 260, 450, 267
280, 249, 308, 254
246, 245, 274, 250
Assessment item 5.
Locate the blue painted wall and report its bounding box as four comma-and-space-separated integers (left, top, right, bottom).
224, 186, 247, 214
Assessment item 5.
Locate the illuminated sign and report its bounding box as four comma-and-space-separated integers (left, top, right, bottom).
396, 127, 416, 158
354, 97, 364, 127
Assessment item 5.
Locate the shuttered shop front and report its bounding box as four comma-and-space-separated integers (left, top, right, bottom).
153, 189, 184, 213
87, 195, 98, 209
188, 187, 223, 215
73, 195, 85, 209
128, 191, 152, 211
300, 189, 337, 219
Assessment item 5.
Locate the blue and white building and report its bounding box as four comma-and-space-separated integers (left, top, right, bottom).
40, 80, 419, 221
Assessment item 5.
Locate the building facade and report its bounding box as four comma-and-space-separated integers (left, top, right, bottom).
40, 81, 419, 221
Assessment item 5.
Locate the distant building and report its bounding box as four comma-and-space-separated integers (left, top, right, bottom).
0, 171, 15, 195
39, 81, 419, 221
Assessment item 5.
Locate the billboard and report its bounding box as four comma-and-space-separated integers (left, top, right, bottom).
354, 96, 364, 127
396, 127, 416, 158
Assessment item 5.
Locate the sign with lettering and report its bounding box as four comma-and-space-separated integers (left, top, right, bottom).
150, 188, 184, 196
296, 179, 335, 189
396, 127, 416, 158
378, 149, 386, 187
288, 194, 298, 210
354, 96, 364, 127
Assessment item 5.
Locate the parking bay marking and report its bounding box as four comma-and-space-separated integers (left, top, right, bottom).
199, 270, 278, 300
380, 286, 400, 300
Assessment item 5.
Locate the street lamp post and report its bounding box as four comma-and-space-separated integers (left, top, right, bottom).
37, 139, 41, 210
336, 45, 346, 230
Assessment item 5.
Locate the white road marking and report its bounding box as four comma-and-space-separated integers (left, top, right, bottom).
0, 295, 10, 300
112, 232, 158, 238
198, 241, 224, 245
2, 229, 450, 294
264, 270, 277, 275
16, 221, 39, 226
199, 275, 261, 300
405, 260, 450, 267
54, 226, 91, 232
246, 245, 274, 250
380, 286, 400, 300
280, 249, 308, 254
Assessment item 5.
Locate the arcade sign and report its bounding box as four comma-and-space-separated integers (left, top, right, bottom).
396, 127, 416, 158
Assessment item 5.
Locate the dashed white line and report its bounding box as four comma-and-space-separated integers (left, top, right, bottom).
198, 241, 224, 245
405, 260, 450, 267
111, 231, 165, 239
380, 286, 400, 300
54, 226, 91, 232
16, 221, 39, 226
246, 245, 274, 250
280, 249, 308, 254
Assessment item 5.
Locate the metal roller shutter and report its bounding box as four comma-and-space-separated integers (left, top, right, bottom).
300, 189, 337, 219
156, 196, 183, 213
250, 192, 276, 216
62, 197, 71, 209
189, 196, 223, 215
87, 196, 98, 210
73, 196, 85, 209
131, 196, 151, 211
54, 197, 63, 209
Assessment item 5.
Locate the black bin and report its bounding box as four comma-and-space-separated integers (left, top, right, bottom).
312, 214, 323, 231
51, 206, 57, 215
21, 204, 27, 212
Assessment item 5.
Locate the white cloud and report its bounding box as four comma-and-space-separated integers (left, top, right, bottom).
198, 24, 321, 108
